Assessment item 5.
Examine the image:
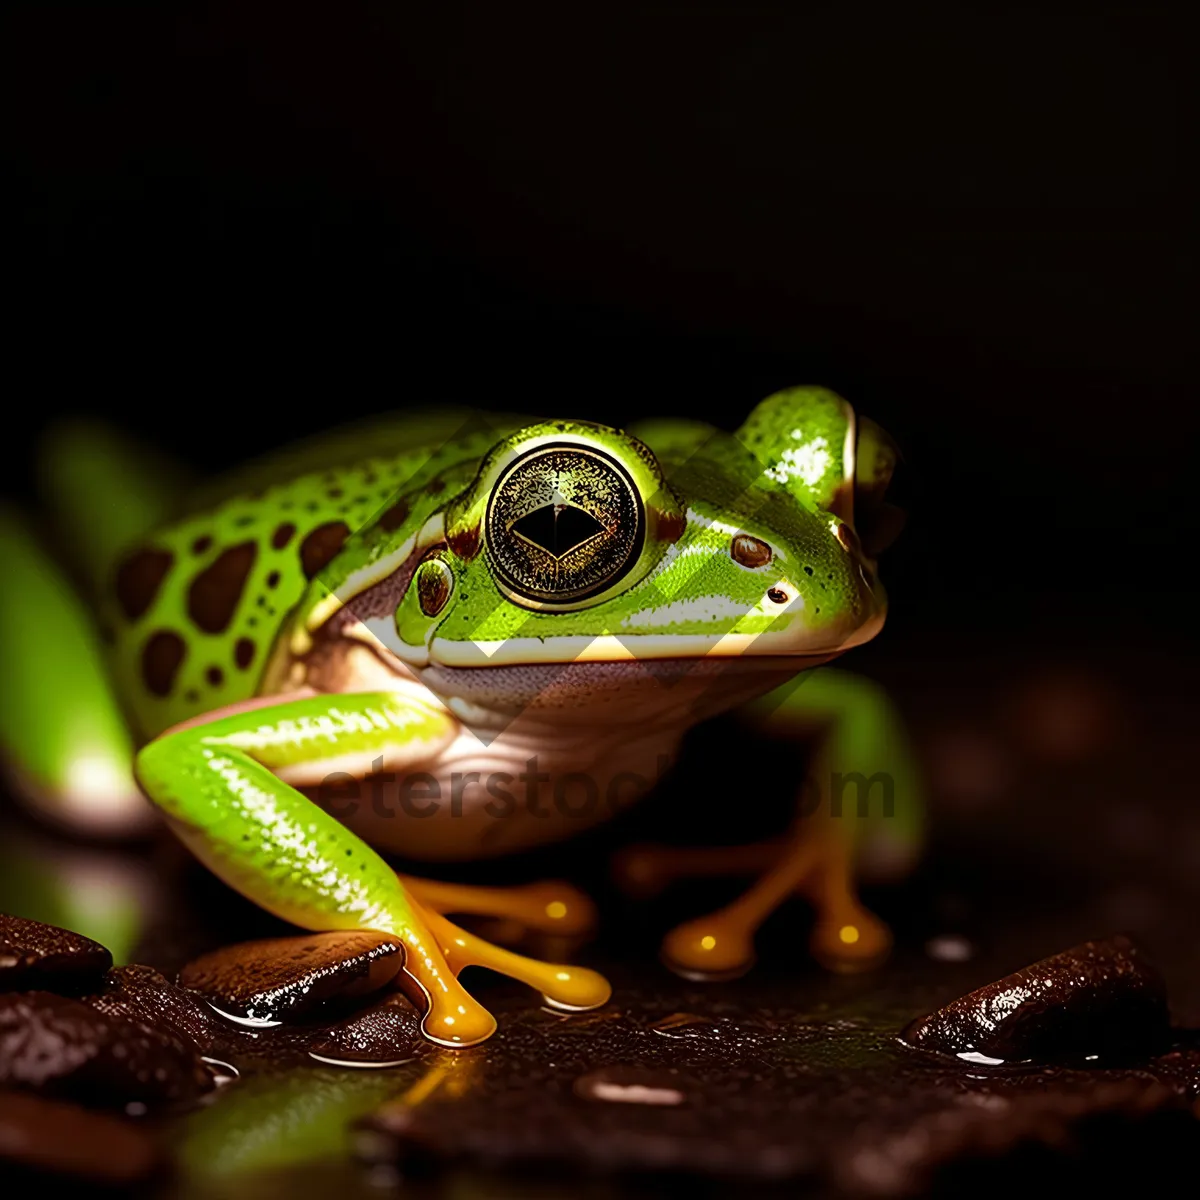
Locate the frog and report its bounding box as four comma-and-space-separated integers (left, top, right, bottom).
0, 387, 922, 1047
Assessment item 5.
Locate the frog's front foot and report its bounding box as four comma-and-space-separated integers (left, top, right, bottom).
397, 875, 610, 1016
400, 876, 599, 940
411, 901, 611, 1016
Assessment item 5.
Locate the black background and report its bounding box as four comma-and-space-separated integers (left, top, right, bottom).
4, 5, 1192, 646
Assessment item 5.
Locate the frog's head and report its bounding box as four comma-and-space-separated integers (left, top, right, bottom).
387, 389, 900, 674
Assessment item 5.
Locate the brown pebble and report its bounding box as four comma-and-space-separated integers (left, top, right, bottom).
902, 935, 1170, 1065
0, 913, 112, 993
178, 931, 406, 1023
306, 992, 424, 1067
0, 991, 214, 1107
0, 1090, 160, 1185
85, 964, 221, 1053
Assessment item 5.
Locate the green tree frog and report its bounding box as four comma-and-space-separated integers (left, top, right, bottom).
0, 388, 921, 1047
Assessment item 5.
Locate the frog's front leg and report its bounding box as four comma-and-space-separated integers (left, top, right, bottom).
656, 668, 924, 978
135, 690, 610, 1045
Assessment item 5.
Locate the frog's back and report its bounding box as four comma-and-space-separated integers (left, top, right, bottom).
105, 409, 525, 740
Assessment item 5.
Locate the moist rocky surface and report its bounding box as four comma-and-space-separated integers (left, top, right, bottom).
3, 643, 1200, 1197
0, 912, 113, 992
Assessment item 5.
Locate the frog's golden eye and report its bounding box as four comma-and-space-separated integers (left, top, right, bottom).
485, 443, 645, 606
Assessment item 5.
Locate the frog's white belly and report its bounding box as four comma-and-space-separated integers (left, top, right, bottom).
326, 720, 684, 861
276, 634, 796, 861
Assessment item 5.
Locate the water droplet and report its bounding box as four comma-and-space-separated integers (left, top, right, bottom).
201, 1056, 240, 1086
925, 934, 975, 962
308, 1049, 417, 1069
650, 1011, 717, 1038
573, 1067, 688, 1106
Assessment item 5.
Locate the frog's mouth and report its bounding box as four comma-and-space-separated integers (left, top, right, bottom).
421, 608, 885, 670
416, 653, 824, 720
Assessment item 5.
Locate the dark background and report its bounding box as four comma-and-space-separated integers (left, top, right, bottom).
3, 5, 1192, 646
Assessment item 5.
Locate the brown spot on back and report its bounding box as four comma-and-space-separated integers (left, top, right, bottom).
142, 631, 186, 696
266, 570, 281, 589
191, 535, 212, 556
234, 638, 256, 669
379, 499, 409, 532
428, 477, 446, 494
300, 521, 350, 579
447, 523, 480, 561
206, 666, 224, 687
731, 534, 773, 568
272, 522, 296, 550
187, 542, 258, 633
114, 548, 174, 621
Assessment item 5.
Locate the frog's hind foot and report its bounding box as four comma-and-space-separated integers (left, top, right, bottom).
649, 832, 892, 979
612, 840, 786, 900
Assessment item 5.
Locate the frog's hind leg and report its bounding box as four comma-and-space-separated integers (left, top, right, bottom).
0, 505, 150, 834
0, 423, 184, 834
656, 667, 924, 978
36, 417, 187, 598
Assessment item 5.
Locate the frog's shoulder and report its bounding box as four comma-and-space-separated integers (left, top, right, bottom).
105, 408, 528, 739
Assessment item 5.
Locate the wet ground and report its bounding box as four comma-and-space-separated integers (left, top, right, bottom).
3, 633, 1200, 1197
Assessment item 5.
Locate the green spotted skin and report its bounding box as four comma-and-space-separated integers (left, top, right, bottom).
106, 412, 525, 739
1, 386, 922, 1044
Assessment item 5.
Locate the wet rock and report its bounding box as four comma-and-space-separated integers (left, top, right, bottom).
902, 935, 1170, 1065
0, 1089, 160, 1185
0, 913, 112, 992
85, 964, 221, 1053
306, 993, 424, 1067
0, 990, 213, 1107
178, 931, 406, 1023
837, 1080, 1193, 1197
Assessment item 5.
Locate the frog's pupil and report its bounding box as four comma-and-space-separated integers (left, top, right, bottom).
511, 503, 604, 559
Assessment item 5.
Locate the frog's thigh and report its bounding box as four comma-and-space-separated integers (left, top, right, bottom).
658, 667, 925, 977
135, 690, 609, 1042
0, 505, 148, 836
37, 417, 187, 596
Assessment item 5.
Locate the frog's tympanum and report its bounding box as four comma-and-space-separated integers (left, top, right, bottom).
0, 389, 922, 1047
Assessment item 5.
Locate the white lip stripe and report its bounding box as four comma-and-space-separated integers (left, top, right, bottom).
423, 626, 882, 668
